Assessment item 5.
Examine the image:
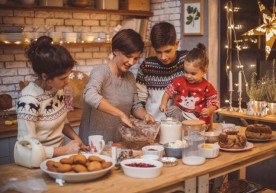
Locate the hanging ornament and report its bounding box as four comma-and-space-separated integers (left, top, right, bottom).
242, 0, 276, 60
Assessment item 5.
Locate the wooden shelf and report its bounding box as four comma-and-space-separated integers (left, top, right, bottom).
0, 5, 153, 17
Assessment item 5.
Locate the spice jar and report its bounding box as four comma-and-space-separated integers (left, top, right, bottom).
182, 120, 206, 165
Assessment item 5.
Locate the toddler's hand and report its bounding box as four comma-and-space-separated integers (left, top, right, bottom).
159, 104, 167, 113
201, 108, 210, 117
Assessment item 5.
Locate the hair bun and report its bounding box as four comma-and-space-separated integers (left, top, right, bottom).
196, 43, 206, 51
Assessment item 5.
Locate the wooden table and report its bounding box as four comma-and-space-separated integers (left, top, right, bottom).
216, 108, 276, 125
0, 130, 275, 193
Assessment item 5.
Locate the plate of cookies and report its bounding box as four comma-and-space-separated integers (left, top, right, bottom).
40, 153, 115, 182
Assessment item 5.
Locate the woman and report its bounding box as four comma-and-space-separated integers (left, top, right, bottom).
79, 29, 155, 144
16, 36, 89, 159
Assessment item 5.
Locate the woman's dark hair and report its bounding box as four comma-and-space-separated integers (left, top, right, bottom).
112, 29, 144, 55
26, 36, 75, 80
150, 21, 176, 49
185, 43, 209, 72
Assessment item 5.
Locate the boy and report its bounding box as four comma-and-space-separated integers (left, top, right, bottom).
136, 21, 188, 121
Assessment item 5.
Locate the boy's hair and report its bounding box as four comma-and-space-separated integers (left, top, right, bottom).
150, 22, 176, 49
185, 43, 209, 72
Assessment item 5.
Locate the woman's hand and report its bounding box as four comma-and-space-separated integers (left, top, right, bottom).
144, 113, 155, 124
64, 140, 81, 154
120, 113, 135, 128
80, 142, 90, 152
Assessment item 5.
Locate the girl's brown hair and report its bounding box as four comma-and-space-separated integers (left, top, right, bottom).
185, 43, 209, 72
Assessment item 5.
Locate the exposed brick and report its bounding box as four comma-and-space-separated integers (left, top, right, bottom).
84, 47, 100, 52
0, 62, 4, 68
75, 52, 93, 60
25, 17, 45, 26
73, 13, 90, 19
35, 11, 55, 18
6, 61, 27, 68
0, 68, 17, 76
0, 54, 14, 62
73, 26, 90, 33
65, 19, 82, 26
0, 85, 16, 92
4, 47, 25, 54
83, 20, 99, 26
14, 10, 34, 17
0, 10, 13, 17
18, 67, 34, 75
86, 59, 103, 65
46, 18, 64, 26
2, 76, 24, 84
55, 26, 73, 32
90, 14, 107, 20
55, 12, 72, 19
3, 17, 25, 25
15, 54, 27, 61
92, 52, 108, 58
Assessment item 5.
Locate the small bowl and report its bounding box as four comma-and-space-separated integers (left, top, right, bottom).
120, 158, 163, 179
205, 132, 220, 143
198, 143, 220, 158
163, 143, 184, 159
140, 154, 159, 161
142, 145, 164, 159
160, 157, 178, 167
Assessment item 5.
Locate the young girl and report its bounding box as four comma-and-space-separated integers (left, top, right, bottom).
160, 43, 219, 130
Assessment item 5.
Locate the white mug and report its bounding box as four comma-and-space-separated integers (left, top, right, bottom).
88, 135, 105, 154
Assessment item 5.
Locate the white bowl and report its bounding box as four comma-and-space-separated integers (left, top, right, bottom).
40, 153, 115, 182
120, 158, 163, 179
140, 154, 159, 160
198, 143, 220, 158
142, 145, 164, 159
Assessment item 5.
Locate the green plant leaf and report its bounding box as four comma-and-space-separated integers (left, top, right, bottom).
187, 6, 193, 14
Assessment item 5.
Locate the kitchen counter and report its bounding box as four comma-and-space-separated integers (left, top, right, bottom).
0, 129, 275, 193
0, 108, 83, 138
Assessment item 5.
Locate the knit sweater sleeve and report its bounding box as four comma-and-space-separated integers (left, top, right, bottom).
136, 63, 149, 103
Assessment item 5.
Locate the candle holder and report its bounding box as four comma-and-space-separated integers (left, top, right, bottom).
236, 91, 243, 113
227, 91, 234, 112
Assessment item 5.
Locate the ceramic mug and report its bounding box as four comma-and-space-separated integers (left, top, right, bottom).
88, 135, 105, 154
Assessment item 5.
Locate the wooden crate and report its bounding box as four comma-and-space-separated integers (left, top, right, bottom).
119, 0, 150, 11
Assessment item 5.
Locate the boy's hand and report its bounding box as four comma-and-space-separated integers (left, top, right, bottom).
159, 104, 167, 113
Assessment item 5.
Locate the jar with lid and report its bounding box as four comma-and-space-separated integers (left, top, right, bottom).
159, 117, 182, 144
182, 120, 206, 165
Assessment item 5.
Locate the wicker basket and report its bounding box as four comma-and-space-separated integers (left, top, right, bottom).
119, 118, 160, 150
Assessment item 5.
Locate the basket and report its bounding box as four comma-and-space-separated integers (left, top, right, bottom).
119, 118, 160, 150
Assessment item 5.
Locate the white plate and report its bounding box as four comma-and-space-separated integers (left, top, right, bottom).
218, 142, 254, 152
247, 135, 275, 142
40, 153, 115, 182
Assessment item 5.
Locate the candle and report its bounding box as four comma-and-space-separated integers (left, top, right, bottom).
229, 70, 233, 91
238, 71, 242, 92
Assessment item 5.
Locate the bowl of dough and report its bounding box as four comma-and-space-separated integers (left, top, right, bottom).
119, 117, 160, 150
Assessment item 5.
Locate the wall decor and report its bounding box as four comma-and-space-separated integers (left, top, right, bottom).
183, 0, 204, 35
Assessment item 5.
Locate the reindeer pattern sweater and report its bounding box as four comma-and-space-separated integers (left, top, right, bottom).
16, 82, 68, 158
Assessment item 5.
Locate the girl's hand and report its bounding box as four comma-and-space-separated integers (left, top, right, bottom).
144, 113, 155, 124
159, 104, 167, 112
201, 108, 210, 117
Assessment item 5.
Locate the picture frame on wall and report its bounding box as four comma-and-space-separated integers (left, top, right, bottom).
183, 0, 204, 35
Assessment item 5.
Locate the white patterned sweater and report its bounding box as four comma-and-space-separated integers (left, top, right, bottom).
16, 82, 69, 158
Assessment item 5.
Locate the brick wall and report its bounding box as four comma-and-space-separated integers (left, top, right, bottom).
0, 0, 182, 106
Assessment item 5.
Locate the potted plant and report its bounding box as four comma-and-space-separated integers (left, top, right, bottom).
246, 73, 265, 113
263, 76, 276, 115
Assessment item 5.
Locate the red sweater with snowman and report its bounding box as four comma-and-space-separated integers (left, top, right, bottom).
165, 77, 220, 124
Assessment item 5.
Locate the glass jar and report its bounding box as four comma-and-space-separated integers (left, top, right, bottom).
159, 117, 182, 144
182, 120, 206, 165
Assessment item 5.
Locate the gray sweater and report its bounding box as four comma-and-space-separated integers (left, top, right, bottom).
79, 65, 143, 144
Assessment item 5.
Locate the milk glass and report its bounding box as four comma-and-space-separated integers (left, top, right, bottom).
182, 120, 206, 165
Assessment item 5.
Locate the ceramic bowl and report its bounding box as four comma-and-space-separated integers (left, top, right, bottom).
120, 158, 163, 179
205, 131, 220, 143
140, 154, 159, 161
163, 143, 184, 159
142, 145, 164, 159
198, 143, 220, 158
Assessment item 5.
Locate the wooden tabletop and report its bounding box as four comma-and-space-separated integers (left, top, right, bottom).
0, 108, 83, 138
0, 129, 275, 193
216, 108, 276, 124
